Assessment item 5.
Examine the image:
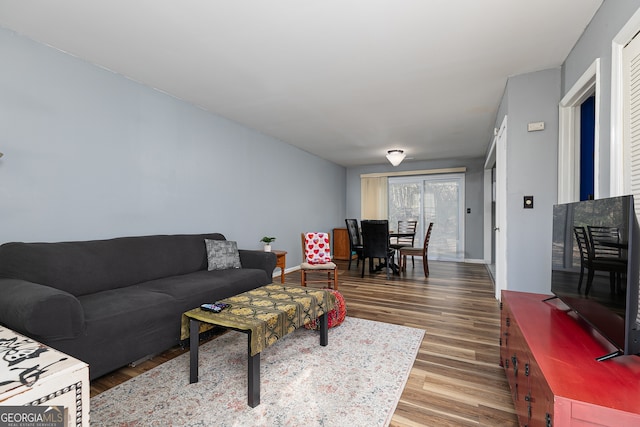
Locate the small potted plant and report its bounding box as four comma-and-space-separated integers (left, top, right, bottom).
260, 236, 276, 252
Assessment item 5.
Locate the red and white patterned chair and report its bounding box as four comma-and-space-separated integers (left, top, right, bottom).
300, 232, 338, 290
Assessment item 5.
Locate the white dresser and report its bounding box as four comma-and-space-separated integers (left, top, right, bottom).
0, 326, 89, 426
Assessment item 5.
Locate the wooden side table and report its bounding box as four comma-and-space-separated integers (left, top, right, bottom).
271, 250, 287, 283
332, 228, 353, 260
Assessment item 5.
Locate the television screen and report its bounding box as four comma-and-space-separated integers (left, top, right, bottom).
551, 195, 640, 358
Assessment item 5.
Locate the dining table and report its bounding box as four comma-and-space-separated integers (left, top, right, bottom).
370, 231, 416, 275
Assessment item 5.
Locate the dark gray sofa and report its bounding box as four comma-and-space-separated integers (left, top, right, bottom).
0, 233, 276, 379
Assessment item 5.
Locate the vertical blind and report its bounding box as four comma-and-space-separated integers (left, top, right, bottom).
360, 176, 388, 219
360, 168, 466, 221
624, 32, 640, 219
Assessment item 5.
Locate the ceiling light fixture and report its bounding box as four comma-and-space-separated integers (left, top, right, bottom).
386, 149, 405, 167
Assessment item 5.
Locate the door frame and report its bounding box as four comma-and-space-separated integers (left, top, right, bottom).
494, 116, 507, 300
484, 116, 507, 300
611, 7, 640, 196
558, 58, 600, 203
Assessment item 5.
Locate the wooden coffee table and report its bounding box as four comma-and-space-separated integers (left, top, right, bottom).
181, 284, 335, 407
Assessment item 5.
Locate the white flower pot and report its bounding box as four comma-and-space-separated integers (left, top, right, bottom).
264, 244, 272, 252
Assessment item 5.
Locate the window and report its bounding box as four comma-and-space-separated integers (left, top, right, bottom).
388, 173, 465, 261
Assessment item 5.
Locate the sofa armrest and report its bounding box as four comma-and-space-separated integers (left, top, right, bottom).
0, 279, 85, 341
238, 250, 277, 280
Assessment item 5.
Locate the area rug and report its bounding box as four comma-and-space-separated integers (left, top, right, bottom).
90, 317, 424, 427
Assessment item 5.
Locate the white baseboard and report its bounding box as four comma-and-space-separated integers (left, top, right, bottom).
272, 265, 301, 279
272, 260, 487, 280
463, 258, 488, 264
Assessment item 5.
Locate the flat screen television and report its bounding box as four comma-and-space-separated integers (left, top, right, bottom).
551, 195, 640, 360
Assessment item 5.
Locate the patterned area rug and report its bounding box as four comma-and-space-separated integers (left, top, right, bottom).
90, 317, 425, 426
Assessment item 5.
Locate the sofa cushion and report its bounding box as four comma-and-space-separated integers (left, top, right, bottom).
75, 287, 179, 378
205, 239, 241, 270
137, 269, 271, 312
78, 287, 176, 326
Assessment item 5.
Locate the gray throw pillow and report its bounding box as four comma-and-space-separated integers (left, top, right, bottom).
205, 239, 242, 270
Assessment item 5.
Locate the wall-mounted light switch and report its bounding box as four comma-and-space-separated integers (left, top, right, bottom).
524, 196, 534, 209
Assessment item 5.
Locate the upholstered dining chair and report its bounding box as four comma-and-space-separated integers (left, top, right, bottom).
399, 222, 433, 277
360, 220, 396, 279
345, 218, 364, 270
389, 220, 418, 267
300, 232, 338, 290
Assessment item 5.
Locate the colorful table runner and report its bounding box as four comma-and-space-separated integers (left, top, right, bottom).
181, 284, 335, 356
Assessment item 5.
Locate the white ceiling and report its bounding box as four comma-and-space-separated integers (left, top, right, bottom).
0, 0, 602, 167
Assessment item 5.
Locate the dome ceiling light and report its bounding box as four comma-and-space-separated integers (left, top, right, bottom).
386, 149, 405, 166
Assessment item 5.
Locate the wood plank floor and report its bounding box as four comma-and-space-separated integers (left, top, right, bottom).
91, 259, 518, 426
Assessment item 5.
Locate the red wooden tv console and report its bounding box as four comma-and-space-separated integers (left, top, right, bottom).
500, 290, 640, 426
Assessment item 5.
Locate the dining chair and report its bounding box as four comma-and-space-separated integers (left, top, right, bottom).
573, 226, 591, 292
345, 218, 364, 270
399, 222, 433, 277
389, 220, 418, 267
360, 220, 396, 279
573, 226, 626, 296
586, 225, 627, 295
300, 232, 338, 290
587, 226, 626, 261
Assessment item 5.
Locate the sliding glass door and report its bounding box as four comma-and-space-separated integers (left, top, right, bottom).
388, 173, 465, 261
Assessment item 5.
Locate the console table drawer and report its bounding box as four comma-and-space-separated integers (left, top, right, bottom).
501, 291, 640, 426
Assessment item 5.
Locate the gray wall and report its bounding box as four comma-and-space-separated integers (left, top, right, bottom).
563, 0, 640, 197
346, 157, 486, 261
490, 1, 640, 295
0, 27, 346, 268
494, 69, 560, 294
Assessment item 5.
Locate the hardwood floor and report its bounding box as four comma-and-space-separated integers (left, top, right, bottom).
91, 259, 518, 426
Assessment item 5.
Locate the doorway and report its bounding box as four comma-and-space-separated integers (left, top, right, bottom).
580, 95, 596, 201
558, 59, 600, 203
